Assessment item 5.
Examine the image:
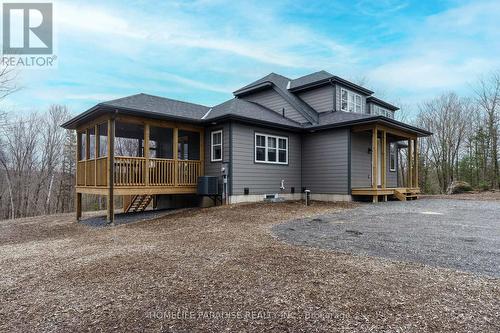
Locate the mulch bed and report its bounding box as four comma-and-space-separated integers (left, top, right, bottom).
0, 201, 498, 332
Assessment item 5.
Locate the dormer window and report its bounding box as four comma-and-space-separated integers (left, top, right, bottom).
341, 88, 363, 113
373, 105, 394, 119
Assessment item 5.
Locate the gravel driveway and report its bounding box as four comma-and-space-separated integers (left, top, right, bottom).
273, 199, 500, 277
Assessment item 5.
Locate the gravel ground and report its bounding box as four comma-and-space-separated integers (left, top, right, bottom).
274, 199, 500, 277
0, 201, 499, 332
80, 209, 184, 228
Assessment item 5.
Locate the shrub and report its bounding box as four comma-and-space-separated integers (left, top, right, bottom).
477, 181, 490, 191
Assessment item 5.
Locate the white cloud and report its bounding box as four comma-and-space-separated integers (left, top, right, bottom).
368, 0, 500, 97
55, 1, 356, 69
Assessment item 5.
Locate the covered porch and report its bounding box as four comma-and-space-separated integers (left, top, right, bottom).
351, 123, 420, 202
75, 114, 204, 223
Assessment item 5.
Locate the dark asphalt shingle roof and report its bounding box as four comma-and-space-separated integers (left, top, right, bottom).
234, 72, 318, 124
289, 70, 374, 95
233, 73, 287, 95
205, 98, 302, 128
61, 72, 430, 136
101, 93, 210, 120
289, 70, 333, 90
316, 110, 374, 126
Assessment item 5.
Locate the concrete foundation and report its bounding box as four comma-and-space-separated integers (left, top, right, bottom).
228, 193, 352, 204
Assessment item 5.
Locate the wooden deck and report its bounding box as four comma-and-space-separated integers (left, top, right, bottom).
74, 114, 205, 223
352, 187, 420, 202
76, 157, 202, 195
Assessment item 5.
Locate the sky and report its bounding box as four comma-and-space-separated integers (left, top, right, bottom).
2, 0, 500, 118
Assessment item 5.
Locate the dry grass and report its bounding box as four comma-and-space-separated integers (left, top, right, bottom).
0, 201, 498, 332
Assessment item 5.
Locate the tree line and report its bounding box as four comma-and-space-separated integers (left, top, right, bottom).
0, 106, 77, 219
412, 71, 500, 193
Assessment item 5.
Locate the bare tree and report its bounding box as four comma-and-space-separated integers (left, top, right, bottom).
473, 71, 500, 189
416, 93, 471, 193
0, 64, 19, 100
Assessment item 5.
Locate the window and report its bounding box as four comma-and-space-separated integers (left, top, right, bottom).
150, 126, 173, 159
114, 122, 144, 157
88, 127, 95, 159
255, 133, 288, 164
211, 130, 223, 162
178, 130, 200, 160
390, 143, 397, 171
98, 123, 108, 157
373, 105, 394, 119
340, 88, 363, 113
78, 132, 86, 161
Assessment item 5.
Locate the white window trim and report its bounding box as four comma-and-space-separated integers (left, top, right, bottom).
373, 105, 394, 119
340, 88, 363, 113
255, 133, 288, 165
211, 130, 223, 162
390, 142, 397, 172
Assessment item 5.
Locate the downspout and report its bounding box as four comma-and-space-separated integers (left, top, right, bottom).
229, 121, 233, 202
348, 129, 352, 195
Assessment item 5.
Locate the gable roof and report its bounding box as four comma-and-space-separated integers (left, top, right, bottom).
233, 72, 319, 124
102, 93, 210, 119
289, 70, 374, 95
205, 98, 302, 129
366, 96, 399, 111
61, 71, 430, 136
288, 70, 333, 90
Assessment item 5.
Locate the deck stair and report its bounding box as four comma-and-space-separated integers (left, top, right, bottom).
393, 189, 419, 201
125, 195, 153, 213
393, 189, 407, 201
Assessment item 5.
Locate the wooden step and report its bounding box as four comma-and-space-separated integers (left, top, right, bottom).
125, 195, 153, 213
393, 190, 407, 201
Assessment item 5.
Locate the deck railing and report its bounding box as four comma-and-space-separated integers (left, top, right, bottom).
76, 156, 202, 188
176, 160, 201, 186
114, 156, 146, 186
149, 158, 175, 186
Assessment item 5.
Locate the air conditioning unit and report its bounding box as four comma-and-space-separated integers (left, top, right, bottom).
197, 176, 219, 195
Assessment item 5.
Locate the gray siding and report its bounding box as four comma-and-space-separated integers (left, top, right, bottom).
351, 131, 372, 188
386, 140, 398, 188
302, 129, 349, 194
204, 123, 230, 191
297, 85, 334, 113
242, 88, 308, 123
350, 132, 400, 188
231, 123, 301, 195
335, 84, 367, 114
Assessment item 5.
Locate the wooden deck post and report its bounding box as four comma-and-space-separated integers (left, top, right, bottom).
382, 130, 387, 189
85, 129, 90, 186
76, 192, 82, 221
107, 118, 115, 224
76, 133, 82, 221
95, 124, 99, 188
407, 139, 413, 188
144, 124, 150, 186
372, 126, 378, 189
173, 127, 178, 187
414, 137, 419, 188
199, 129, 205, 176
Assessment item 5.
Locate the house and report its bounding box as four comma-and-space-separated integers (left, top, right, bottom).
62, 71, 431, 223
